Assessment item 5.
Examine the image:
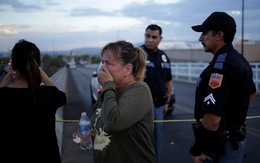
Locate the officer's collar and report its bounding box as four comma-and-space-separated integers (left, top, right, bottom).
210, 44, 233, 64
215, 44, 233, 55
143, 45, 158, 54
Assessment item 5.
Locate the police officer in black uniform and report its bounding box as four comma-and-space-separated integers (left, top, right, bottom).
140, 24, 173, 163
189, 12, 257, 163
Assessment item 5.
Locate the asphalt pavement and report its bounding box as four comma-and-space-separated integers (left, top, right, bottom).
60, 69, 196, 163
61, 70, 93, 163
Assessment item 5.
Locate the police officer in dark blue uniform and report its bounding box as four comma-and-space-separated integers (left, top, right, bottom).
189, 12, 257, 163
140, 24, 173, 163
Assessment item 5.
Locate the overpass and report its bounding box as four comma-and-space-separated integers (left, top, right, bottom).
51, 64, 260, 163
52, 62, 260, 156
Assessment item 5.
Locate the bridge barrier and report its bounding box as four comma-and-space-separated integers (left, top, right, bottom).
50, 66, 68, 155
172, 62, 260, 94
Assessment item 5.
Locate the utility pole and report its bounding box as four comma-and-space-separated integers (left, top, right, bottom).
52, 39, 55, 56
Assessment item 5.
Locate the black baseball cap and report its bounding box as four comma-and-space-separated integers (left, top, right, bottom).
191, 11, 236, 35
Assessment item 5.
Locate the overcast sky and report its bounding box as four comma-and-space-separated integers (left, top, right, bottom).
0, 0, 259, 52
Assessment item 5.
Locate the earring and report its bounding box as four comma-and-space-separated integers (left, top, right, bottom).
12, 71, 16, 75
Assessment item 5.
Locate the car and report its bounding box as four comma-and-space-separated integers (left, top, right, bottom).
90, 62, 176, 116
66, 60, 77, 69
90, 63, 102, 106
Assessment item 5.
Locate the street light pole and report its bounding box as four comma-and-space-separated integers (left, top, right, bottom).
241, 0, 244, 55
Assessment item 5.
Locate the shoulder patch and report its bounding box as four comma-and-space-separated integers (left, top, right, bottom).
161, 54, 167, 62
209, 73, 223, 89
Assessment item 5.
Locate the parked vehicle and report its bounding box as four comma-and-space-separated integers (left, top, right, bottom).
90, 63, 102, 106
90, 63, 176, 116
0, 63, 10, 75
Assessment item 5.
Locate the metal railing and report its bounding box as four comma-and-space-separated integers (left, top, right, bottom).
171, 62, 260, 94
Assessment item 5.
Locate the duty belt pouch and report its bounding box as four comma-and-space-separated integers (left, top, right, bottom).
227, 124, 246, 150
228, 124, 246, 142
191, 122, 226, 155
236, 125, 246, 141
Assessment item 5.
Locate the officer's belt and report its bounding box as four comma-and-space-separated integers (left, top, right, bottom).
153, 96, 167, 107
225, 123, 246, 142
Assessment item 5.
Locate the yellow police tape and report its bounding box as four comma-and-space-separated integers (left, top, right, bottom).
56, 115, 260, 123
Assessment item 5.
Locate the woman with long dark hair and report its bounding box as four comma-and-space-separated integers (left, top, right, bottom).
0, 39, 67, 163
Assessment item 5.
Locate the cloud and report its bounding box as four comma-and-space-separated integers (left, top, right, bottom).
0, 24, 18, 35
0, 0, 43, 12
0, 0, 259, 52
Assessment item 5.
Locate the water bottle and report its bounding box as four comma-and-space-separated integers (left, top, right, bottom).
78, 112, 92, 150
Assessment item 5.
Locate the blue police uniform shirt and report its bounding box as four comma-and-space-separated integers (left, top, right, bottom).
194, 44, 256, 130
140, 45, 173, 106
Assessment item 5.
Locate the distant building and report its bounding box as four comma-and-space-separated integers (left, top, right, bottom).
163, 42, 260, 62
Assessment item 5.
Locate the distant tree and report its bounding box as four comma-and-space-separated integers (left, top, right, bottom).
81, 54, 90, 61
90, 56, 101, 63
41, 54, 66, 76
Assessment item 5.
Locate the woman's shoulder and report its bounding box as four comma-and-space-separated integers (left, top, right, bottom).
0, 87, 31, 105
0, 87, 13, 96
134, 81, 150, 89
39, 85, 67, 104
129, 81, 152, 96
39, 85, 66, 95
40, 85, 57, 90
0, 87, 28, 94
